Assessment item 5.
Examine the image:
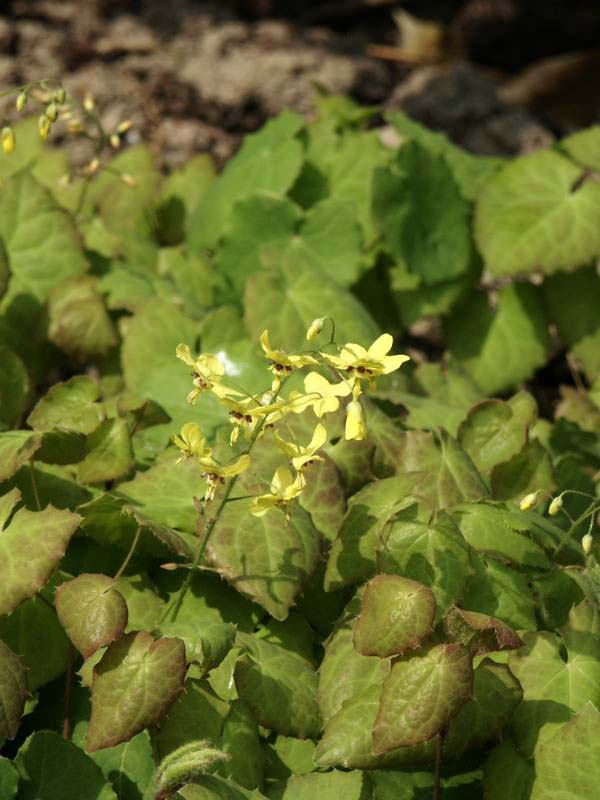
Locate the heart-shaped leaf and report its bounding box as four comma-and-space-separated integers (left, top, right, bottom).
372, 643, 473, 753
353, 575, 436, 658
55, 574, 128, 658
0, 639, 28, 740
0, 496, 81, 616
444, 607, 523, 655
86, 631, 187, 751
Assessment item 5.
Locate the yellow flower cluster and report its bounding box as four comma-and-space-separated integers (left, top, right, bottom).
172, 325, 409, 515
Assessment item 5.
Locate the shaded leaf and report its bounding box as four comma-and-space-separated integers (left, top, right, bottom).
48, 276, 118, 360
0, 638, 28, 739
0, 431, 42, 482
86, 631, 187, 751
77, 418, 134, 484
27, 375, 105, 435
483, 736, 534, 800
490, 439, 555, 501
220, 700, 264, 790
444, 607, 523, 655
0, 755, 19, 800
372, 643, 473, 752
0, 344, 29, 430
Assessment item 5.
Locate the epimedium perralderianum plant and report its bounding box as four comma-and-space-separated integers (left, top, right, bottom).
1, 84, 600, 800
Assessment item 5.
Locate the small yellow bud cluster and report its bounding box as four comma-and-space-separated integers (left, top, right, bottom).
37, 86, 67, 142
110, 119, 133, 150
172, 324, 410, 515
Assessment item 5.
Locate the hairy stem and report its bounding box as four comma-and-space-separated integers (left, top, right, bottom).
433, 728, 446, 800
63, 644, 75, 740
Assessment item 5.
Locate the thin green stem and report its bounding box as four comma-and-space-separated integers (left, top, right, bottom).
553, 505, 599, 560
112, 526, 142, 583
29, 459, 41, 511
433, 728, 445, 800
163, 381, 286, 625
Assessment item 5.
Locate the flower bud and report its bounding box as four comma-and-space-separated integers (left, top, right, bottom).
110, 133, 120, 150
117, 119, 133, 134
306, 317, 325, 342
345, 400, 367, 441
16, 91, 27, 112
519, 491, 540, 511
67, 119, 85, 135
83, 93, 95, 113
83, 158, 100, 176
45, 102, 59, 123
548, 495, 563, 516
38, 114, 51, 140
582, 533, 593, 555
2, 126, 15, 155
120, 173, 136, 188
54, 87, 66, 104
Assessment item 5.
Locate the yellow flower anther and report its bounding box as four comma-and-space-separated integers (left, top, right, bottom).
198, 454, 251, 503
38, 114, 51, 140
519, 491, 540, 511
345, 400, 367, 441
306, 318, 325, 342
2, 126, 15, 155
46, 102, 59, 123
548, 495, 563, 516
16, 91, 27, 112
582, 533, 593, 555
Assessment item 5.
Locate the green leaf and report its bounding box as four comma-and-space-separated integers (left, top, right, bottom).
0, 498, 80, 615
0, 590, 70, 691
16, 730, 117, 800
0, 431, 42, 482
87, 732, 155, 800
0, 344, 29, 429
378, 514, 473, 618
255, 612, 316, 666
55, 573, 128, 658
475, 149, 600, 275
86, 630, 187, 751
264, 735, 317, 780
490, 439, 555, 501
353, 575, 436, 658
0, 755, 19, 800
395, 429, 489, 510
325, 473, 424, 591
373, 141, 472, 285
47, 277, 118, 360
372, 643, 473, 752
0, 638, 28, 739
531, 703, 600, 800
77, 418, 134, 484
462, 556, 537, 630
27, 375, 105, 435
561, 125, 600, 170
217, 194, 363, 293
388, 111, 503, 200
121, 299, 202, 421
509, 601, 600, 756
0, 171, 88, 302
205, 502, 320, 621
243, 264, 379, 352
188, 111, 304, 249
446, 285, 550, 395
317, 596, 391, 725
314, 683, 434, 769
443, 659, 523, 759
219, 700, 264, 790
275, 770, 366, 800
234, 634, 320, 739
458, 392, 537, 474
118, 574, 165, 633
179, 775, 267, 799
543, 266, 600, 380
158, 154, 216, 243
152, 677, 228, 760
483, 736, 534, 800
452, 501, 550, 567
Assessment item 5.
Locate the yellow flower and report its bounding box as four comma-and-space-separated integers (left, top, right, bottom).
275, 423, 327, 471
2, 126, 15, 155
171, 422, 212, 462
256, 391, 317, 428
197, 453, 251, 502
306, 318, 325, 342
218, 392, 272, 445
345, 400, 366, 441
250, 467, 305, 517
321, 334, 410, 393
303, 372, 352, 417
176, 343, 225, 404
260, 330, 317, 388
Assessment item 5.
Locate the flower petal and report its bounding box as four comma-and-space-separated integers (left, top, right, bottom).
367, 333, 393, 360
